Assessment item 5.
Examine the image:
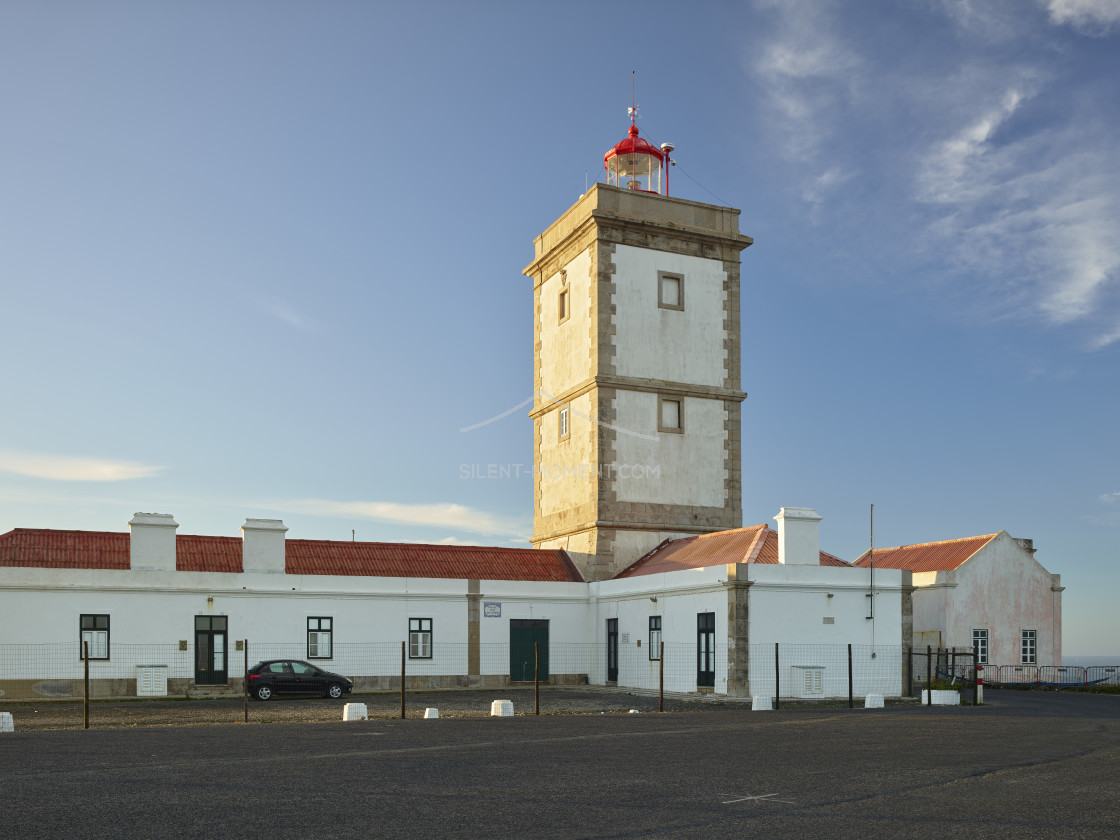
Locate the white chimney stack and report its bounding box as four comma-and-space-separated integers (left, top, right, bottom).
128, 513, 179, 571
773, 507, 822, 566
242, 519, 288, 573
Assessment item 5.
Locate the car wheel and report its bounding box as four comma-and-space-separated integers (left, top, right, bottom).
255, 684, 273, 701
327, 683, 344, 700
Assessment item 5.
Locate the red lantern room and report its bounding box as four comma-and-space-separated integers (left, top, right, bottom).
604, 115, 672, 196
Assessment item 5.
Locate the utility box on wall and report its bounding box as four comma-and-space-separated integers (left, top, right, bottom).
137, 665, 169, 697
791, 665, 824, 698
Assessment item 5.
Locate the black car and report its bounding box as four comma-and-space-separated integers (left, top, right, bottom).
247, 659, 353, 701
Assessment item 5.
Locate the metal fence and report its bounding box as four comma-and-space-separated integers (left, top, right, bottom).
0, 640, 909, 703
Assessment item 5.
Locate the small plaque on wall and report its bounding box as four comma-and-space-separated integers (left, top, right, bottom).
483, 602, 501, 618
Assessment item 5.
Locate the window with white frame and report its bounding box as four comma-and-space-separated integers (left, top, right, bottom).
658, 397, 683, 433
80, 614, 109, 660
307, 616, 333, 659
409, 618, 432, 659
649, 616, 662, 661
658, 271, 684, 310
1021, 629, 1037, 665
972, 628, 989, 665
558, 406, 570, 441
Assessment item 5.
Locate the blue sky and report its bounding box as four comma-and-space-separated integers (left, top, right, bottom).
1, 1, 1117, 654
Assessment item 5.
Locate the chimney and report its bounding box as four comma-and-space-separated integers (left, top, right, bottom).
1013, 537, 1036, 556
773, 507, 822, 566
242, 519, 288, 573
128, 513, 179, 571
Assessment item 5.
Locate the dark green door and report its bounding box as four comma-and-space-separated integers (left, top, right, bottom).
195, 616, 228, 685
510, 619, 549, 682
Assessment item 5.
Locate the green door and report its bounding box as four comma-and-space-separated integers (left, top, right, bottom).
195, 615, 228, 685
510, 619, 549, 682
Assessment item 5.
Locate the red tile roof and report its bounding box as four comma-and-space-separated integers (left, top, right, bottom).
0, 529, 583, 582
616, 525, 850, 578
852, 533, 1000, 573
285, 540, 582, 582
0, 529, 130, 570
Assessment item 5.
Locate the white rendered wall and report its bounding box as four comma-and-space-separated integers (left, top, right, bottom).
612, 390, 728, 507
538, 248, 593, 396
610, 245, 728, 386
593, 567, 729, 694
935, 533, 1062, 665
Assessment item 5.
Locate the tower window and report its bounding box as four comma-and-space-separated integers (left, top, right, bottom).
558, 286, 570, 324
558, 406, 570, 441
658, 271, 684, 311
658, 397, 683, 433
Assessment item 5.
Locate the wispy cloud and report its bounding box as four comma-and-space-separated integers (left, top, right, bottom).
0, 451, 163, 482
263, 498, 526, 538
914, 80, 1120, 347
260, 296, 315, 331
749, 0, 861, 196
1043, 0, 1120, 35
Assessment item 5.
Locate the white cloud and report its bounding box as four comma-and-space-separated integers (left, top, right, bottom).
1043, 0, 1120, 35
914, 84, 1120, 347
749, 0, 862, 172
0, 451, 163, 482
268, 498, 526, 538
260, 296, 314, 331
1098, 491, 1120, 505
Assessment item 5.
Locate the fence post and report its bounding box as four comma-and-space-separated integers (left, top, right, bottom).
534, 641, 540, 716
905, 646, 912, 698
975, 662, 982, 706
848, 644, 853, 709
400, 640, 406, 719
243, 640, 249, 724
659, 641, 664, 712
774, 643, 780, 710
926, 645, 932, 706
83, 641, 90, 730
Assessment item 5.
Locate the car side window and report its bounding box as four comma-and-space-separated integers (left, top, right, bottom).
292, 662, 315, 675
266, 662, 289, 674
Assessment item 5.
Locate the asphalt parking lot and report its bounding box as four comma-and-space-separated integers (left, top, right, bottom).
2, 689, 1118, 839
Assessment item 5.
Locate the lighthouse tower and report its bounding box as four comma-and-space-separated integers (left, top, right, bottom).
523, 111, 753, 581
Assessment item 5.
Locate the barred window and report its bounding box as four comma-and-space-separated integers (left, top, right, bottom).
308, 617, 333, 659
1021, 629, 1037, 665
80, 614, 110, 660
409, 618, 432, 659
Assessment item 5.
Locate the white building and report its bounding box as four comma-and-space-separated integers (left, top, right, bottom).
854, 531, 1063, 667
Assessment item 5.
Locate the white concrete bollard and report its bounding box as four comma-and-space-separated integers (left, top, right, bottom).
424, 708, 439, 719
628, 709, 640, 714
864, 694, 885, 709
490, 699, 514, 717
752, 696, 772, 711
342, 703, 368, 721
0, 712, 13, 733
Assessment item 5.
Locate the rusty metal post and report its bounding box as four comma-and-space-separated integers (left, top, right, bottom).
659, 642, 664, 712
534, 641, 540, 716
848, 643, 853, 709
774, 643, 780, 710
83, 641, 90, 730
400, 640, 406, 719
243, 639, 249, 724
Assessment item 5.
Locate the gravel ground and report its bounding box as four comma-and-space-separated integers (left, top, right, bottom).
2, 686, 765, 731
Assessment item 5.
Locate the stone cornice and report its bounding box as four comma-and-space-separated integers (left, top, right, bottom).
531, 375, 746, 418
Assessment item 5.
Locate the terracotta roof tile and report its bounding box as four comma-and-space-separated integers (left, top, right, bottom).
616, 525, 850, 578
0, 529, 130, 570
285, 540, 582, 582
0, 528, 583, 582
852, 533, 1000, 572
